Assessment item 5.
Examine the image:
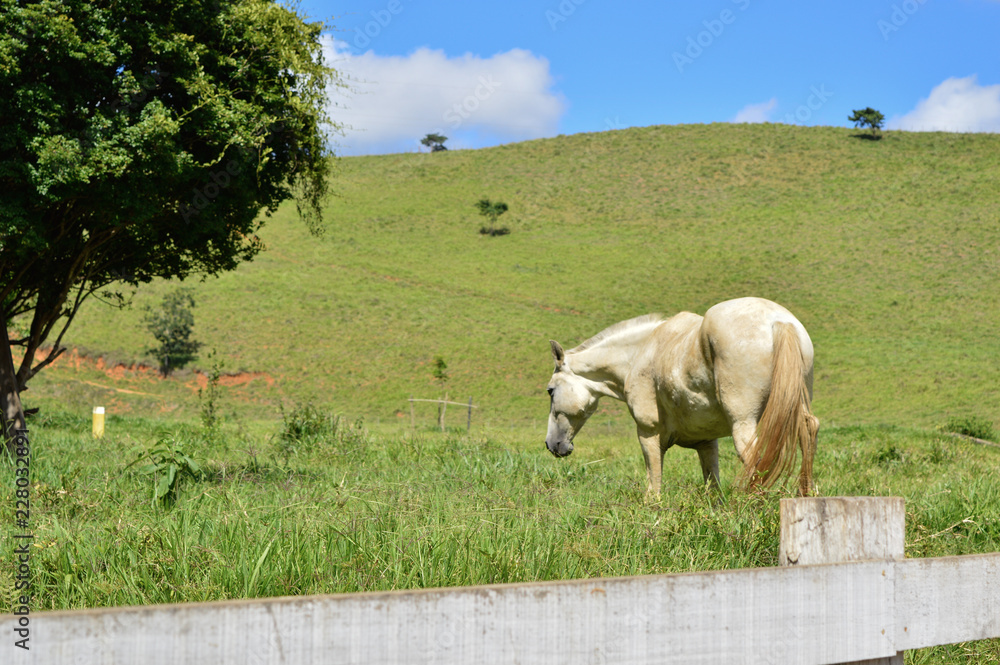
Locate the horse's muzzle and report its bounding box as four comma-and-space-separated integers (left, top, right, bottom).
546, 439, 574, 458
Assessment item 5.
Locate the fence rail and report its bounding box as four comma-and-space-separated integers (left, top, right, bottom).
407, 395, 476, 432
4, 498, 998, 664
406, 398, 478, 408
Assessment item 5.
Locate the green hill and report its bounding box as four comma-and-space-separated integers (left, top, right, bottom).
29, 123, 1000, 432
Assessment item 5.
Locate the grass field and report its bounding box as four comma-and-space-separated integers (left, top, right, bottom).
2, 413, 999, 662
5, 123, 1000, 662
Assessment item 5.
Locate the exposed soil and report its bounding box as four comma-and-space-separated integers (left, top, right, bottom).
34, 347, 277, 391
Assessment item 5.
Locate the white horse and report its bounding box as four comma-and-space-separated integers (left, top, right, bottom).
545, 297, 818, 496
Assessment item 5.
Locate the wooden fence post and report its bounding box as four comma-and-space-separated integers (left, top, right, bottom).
409, 395, 415, 435
407, 398, 477, 435
780, 496, 906, 665
438, 393, 448, 432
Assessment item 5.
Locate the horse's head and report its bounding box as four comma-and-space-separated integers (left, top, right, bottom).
545, 340, 599, 458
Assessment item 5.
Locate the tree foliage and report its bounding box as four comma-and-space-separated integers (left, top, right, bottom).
432, 356, 448, 384
475, 198, 509, 236
142, 288, 201, 376
848, 107, 885, 139
0, 0, 343, 392
421, 133, 448, 152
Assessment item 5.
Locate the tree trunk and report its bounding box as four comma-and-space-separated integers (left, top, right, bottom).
1, 313, 27, 453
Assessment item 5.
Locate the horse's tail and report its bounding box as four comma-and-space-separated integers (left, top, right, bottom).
742, 322, 819, 494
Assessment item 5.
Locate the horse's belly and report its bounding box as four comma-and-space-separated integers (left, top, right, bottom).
663, 390, 729, 442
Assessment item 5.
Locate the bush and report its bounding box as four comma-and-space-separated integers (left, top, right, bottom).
128, 436, 205, 505
874, 443, 905, 466
277, 403, 366, 462
945, 415, 997, 441
199, 352, 222, 440
475, 198, 509, 236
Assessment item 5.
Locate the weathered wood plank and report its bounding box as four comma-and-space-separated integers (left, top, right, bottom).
780, 496, 906, 665
6, 562, 896, 665
780, 496, 905, 566
895, 554, 1000, 650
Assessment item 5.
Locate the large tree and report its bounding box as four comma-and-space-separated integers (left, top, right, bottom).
0, 0, 341, 433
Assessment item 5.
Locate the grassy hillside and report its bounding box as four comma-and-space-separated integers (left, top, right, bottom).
28, 123, 1000, 433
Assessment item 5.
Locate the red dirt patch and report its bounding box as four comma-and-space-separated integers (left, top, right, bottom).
35, 347, 277, 391
36, 347, 162, 380
188, 371, 276, 391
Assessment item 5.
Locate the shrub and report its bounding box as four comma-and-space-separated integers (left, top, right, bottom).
874, 443, 905, 466
128, 436, 204, 505
475, 198, 509, 236
277, 403, 367, 462
945, 415, 997, 441
199, 352, 222, 440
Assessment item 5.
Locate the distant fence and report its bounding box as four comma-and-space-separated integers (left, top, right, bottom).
4, 497, 999, 664
408, 396, 476, 432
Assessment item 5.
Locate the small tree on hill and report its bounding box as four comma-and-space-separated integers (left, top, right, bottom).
421, 133, 448, 152
143, 289, 202, 376
848, 107, 885, 139
433, 356, 449, 431
476, 199, 510, 236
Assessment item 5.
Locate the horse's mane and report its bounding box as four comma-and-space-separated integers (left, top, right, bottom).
570, 313, 665, 353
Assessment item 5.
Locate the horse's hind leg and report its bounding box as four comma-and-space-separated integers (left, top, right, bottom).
730, 419, 763, 488
730, 420, 758, 467
798, 414, 819, 496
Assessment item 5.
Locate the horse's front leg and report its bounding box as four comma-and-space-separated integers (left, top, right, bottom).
628, 388, 664, 498
694, 439, 720, 489
637, 426, 665, 497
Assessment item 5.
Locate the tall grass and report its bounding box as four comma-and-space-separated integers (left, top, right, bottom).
3, 408, 999, 659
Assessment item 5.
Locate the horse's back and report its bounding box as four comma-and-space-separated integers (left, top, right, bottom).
702, 298, 814, 412
642, 311, 707, 379
702, 297, 813, 365
630, 311, 723, 440
628, 298, 813, 438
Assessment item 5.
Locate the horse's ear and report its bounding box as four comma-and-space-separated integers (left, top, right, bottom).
550, 340, 565, 367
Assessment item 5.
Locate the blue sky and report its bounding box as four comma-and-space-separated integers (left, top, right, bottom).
302, 0, 1000, 155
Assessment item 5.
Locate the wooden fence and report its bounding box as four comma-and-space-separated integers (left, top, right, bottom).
407, 396, 476, 432
4, 497, 999, 664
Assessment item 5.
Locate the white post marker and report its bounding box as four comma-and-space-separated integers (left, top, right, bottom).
92, 406, 105, 438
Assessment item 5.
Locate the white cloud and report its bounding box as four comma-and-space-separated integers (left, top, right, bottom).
890, 75, 1000, 133
731, 98, 777, 124
323, 38, 567, 155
